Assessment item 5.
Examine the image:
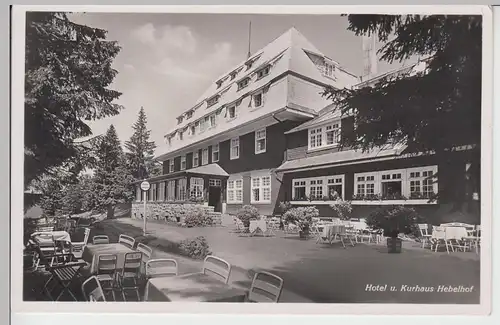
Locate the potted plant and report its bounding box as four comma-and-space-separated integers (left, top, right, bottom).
366, 205, 424, 253
236, 205, 259, 232
282, 206, 319, 239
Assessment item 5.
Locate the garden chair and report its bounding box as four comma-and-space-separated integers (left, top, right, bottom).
136, 243, 153, 278
202, 255, 231, 284
117, 252, 143, 301
445, 227, 470, 253
118, 234, 136, 249
95, 254, 118, 301
418, 224, 432, 249
146, 259, 178, 278
265, 219, 278, 237
70, 227, 91, 259
82, 276, 106, 302
247, 271, 284, 303
92, 235, 110, 245
430, 226, 449, 253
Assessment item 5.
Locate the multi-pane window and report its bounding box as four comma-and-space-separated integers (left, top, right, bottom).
202, 148, 209, 165
200, 118, 207, 132
293, 180, 306, 200
409, 169, 435, 198
355, 175, 376, 197
190, 125, 196, 136
255, 128, 266, 154
186, 111, 193, 119
169, 160, 174, 173
193, 152, 199, 167
227, 179, 243, 203
327, 177, 343, 200
180, 156, 186, 171
309, 179, 323, 199
256, 65, 270, 79
251, 175, 271, 203
209, 179, 221, 187
227, 106, 236, 119
237, 78, 250, 91
207, 96, 219, 107
309, 128, 323, 148
230, 137, 240, 160
381, 172, 403, 198
177, 178, 187, 201
212, 144, 219, 162
253, 92, 263, 107
210, 115, 216, 128
190, 177, 204, 199
308, 122, 341, 150
167, 180, 176, 201
179, 131, 183, 141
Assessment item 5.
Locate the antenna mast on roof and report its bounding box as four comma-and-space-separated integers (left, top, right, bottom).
247, 21, 252, 59
362, 32, 378, 79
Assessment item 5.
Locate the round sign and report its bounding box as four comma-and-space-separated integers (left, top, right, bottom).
140, 180, 150, 191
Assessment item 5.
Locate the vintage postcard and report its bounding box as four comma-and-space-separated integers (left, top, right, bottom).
10, 5, 492, 316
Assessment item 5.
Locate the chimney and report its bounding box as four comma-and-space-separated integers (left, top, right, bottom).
362, 33, 378, 79
247, 21, 252, 59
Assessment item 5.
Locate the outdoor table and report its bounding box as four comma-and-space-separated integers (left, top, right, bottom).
144, 272, 247, 302
82, 243, 135, 274
322, 224, 346, 242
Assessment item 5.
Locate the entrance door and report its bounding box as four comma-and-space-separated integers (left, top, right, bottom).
208, 179, 222, 212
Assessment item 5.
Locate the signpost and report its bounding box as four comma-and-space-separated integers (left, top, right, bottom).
140, 180, 150, 236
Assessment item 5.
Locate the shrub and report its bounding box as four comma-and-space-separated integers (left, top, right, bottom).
330, 199, 353, 220
366, 205, 426, 238
178, 236, 211, 259
282, 206, 319, 232
183, 205, 211, 227
236, 205, 260, 227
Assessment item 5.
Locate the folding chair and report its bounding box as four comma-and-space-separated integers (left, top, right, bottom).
136, 243, 153, 279
37, 246, 87, 301
71, 228, 91, 259
82, 275, 106, 302
430, 226, 449, 253
118, 234, 136, 249
95, 254, 118, 301
117, 252, 143, 301
247, 271, 284, 303
93, 235, 110, 245
202, 255, 231, 284
145, 259, 178, 278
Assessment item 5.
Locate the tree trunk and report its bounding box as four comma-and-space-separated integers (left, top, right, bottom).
107, 204, 115, 219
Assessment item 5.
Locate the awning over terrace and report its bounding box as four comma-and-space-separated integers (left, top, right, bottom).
276, 144, 407, 173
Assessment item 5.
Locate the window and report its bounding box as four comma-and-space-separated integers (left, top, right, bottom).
193, 151, 199, 167
227, 106, 236, 119
202, 148, 209, 165
169, 160, 174, 173
180, 156, 186, 171
216, 80, 223, 89
353, 166, 438, 201
167, 180, 176, 201
177, 116, 183, 124
324, 63, 335, 78
230, 70, 239, 80
327, 177, 343, 200
209, 179, 221, 187
190, 125, 196, 136
227, 178, 243, 203
186, 111, 193, 119
179, 131, 183, 141
293, 180, 306, 200
237, 78, 250, 91
309, 179, 323, 200
230, 137, 240, 160
256, 65, 270, 79
308, 122, 341, 150
209, 115, 216, 128
251, 175, 271, 203
200, 118, 207, 132
253, 92, 263, 108
255, 128, 266, 154
177, 178, 187, 201
207, 96, 219, 107
190, 177, 204, 199
212, 144, 219, 162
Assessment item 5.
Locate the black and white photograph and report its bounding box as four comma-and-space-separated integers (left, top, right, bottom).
11, 5, 492, 314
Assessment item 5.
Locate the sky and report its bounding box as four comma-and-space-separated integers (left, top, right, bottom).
69, 12, 413, 153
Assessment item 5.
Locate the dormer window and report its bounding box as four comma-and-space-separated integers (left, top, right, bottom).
308, 122, 341, 150
186, 110, 193, 119
245, 54, 261, 71
256, 65, 271, 80
190, 125, 196, 136
216, 79, 223, 89
227, 106, 236, 119
324, 62, 335, 78
230, 68, 241, 80
207, 95, 219, 108
177, 116, 183, 124
237, 78, 250, 91
179, 131, 184, 141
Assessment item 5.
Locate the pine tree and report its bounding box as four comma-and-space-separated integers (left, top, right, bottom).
93, 125, 134, 218
124, 107, 159, 179
323, 14, 481, 206
25, 12, 123, 188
